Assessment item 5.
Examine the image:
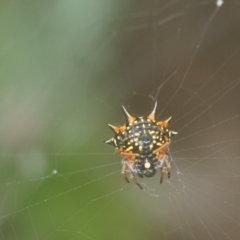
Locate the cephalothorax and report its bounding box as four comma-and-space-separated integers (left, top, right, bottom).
105, 102, 177, 189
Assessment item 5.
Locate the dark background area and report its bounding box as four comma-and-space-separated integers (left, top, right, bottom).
0, 0, 240, 239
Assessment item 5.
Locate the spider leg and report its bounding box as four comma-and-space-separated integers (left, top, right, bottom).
121, 159, 143, 189
153, 141, 170, 155
154, 142, 171, 184
121, 160, 129, 183
158, 154, 170, 184
160, 167, 164, 184
164, 154, 171, 179
129, 170, 143, 190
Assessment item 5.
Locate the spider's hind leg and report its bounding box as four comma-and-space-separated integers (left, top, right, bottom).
129, 171, 143, 190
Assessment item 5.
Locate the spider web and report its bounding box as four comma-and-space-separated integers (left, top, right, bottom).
1, 0, 240, 239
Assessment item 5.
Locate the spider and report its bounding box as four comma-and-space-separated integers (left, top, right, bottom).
104, 102, 177, 190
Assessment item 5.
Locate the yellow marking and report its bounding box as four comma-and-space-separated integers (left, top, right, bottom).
153, 140, 156, 144
134, 138, 138, 142
139, 146, 143, 151
134, 133, 140, 136
135, 142, 139, 146
142, 124, 145, 128
157, 142, 162, 146
126, 146, 133, 151
149, 144, 153, 150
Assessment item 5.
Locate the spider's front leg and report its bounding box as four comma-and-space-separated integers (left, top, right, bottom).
129, 170, 143, 190
158, 154, 171, 184
164, 154, 171, 180
121, 159, 143, 190
121, 160, 130, 183
154, 142, 171, 184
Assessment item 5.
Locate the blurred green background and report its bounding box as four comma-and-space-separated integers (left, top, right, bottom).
1, 1, 240, 240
